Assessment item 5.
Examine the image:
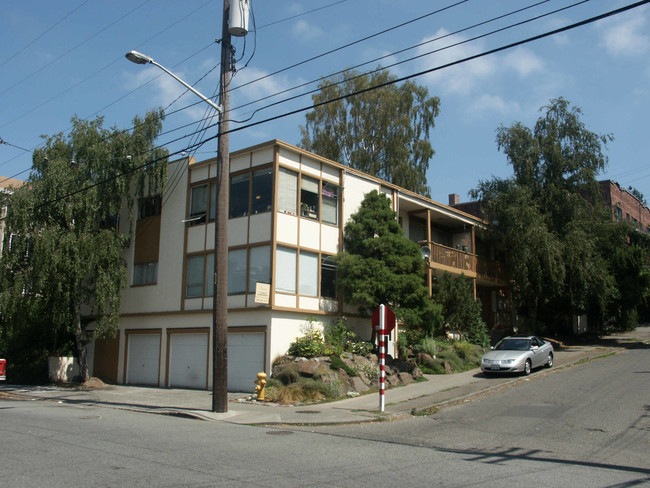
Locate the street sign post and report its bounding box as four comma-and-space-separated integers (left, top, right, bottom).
372, 304, 395, 412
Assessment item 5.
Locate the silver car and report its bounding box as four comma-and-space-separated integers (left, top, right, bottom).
481, 336, 554, 376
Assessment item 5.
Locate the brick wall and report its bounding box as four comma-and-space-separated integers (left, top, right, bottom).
600, 180, 650, 232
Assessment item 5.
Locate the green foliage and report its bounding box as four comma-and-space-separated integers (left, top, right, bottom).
323, 317, 373, 356
471, 98, 647, 333
0, 110, 168, 381
287, 328, 326, 358
335, 190, 441, 332
329, 355, 357, 377
300, 68, 440, 197
432, 273, 490, 347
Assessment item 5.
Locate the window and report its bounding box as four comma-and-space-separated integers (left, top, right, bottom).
252, 168, 273, 214
275, 247, 296, 293
322, 182, 339, 225
299, 251, 318, 296
189, 185, 207, 224
138, 195, 162, 220
321, 255, 337, 299
229, 174, 250, 218
228, 248, 247, 295
300, 176, 319, 219
615, 206, 622, 222
186, 255, 205, 297
209, 182, 217, 221
134, 262, 158, 285
278, 168, 298, 214
205, 253, 214, 297
248, 246, 270, 291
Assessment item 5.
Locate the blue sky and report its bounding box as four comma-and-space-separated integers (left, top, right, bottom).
1, 0, 649, 205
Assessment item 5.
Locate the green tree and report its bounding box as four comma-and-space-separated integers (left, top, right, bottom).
472, 98, 635, 333
299, 69, 440, 197
335, 190, 442, 336
432, 273, 490, 347
0, 110, 168, 381
628, 186, 646, 206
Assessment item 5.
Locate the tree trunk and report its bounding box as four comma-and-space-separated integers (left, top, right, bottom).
75, 312, 89, 383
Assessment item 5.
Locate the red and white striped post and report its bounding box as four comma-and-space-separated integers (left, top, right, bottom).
378, 304, 386, 412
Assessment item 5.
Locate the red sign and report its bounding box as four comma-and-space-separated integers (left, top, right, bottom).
372, 305, 396, 335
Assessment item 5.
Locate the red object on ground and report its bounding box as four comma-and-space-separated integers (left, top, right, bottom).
0, 359, 6, 381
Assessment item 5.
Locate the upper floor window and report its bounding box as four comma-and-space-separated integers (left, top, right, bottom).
228, 245, 271, 295
322, 182, 339, 225
278, 168, 298, 214
134, 261, 158, 285
615, 206, 622, 222
300, 176, 319, 219
229, 167, 273, 219
189, 184, 208, 224
138, 195, 162, 220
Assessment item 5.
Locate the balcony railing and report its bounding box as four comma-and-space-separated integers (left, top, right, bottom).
428, 242, 476, 273
424, 241, 508, 285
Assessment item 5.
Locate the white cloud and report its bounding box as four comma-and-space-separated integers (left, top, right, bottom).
598, 9, 649, 56
471, 94, 521, 117
503, 48, 544, 77
291, 19, 323, 41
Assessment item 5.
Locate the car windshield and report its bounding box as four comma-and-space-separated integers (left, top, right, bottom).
495, 338, 531, 351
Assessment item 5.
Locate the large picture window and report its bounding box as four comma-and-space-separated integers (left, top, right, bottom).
252, 168, 273, 214
278, 168, 298, 214
228, 248, 247, 295
300, 176, 319, 219
189, 184, 207, 224
229, 174, 250, 218
248, 246, 270, 291
275, 246, 296, 293
186, 255, 205, 297
138, 195, 162, 220
299, 251, 318, 296
322, 182, 339, 225
134, 261, 158, 285
320, 255, 337, 299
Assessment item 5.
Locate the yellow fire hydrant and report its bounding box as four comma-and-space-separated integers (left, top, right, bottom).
254, 372, 267, 401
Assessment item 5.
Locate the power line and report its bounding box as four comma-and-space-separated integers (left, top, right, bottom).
22, 0, 650, 214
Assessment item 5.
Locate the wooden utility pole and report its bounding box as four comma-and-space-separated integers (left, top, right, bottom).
212, 0, 231, 413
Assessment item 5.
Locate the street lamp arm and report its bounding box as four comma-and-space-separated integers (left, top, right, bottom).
125, 50, 223, 115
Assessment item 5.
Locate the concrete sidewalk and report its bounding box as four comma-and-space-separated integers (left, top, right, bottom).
2, 327, 647, 425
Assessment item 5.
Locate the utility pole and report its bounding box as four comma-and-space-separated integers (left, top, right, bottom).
212, 0, 232, 413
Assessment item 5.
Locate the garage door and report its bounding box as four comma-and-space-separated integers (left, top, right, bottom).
168, 332, 208, 389
228, 331, 265, 392
126, 333, 160, 385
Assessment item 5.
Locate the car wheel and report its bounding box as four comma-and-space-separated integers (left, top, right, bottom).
523, 359, 532, 376
545, 353, 553, 368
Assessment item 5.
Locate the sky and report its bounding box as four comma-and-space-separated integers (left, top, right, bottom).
1, 0, 649, 205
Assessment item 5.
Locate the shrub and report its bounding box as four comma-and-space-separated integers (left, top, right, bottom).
415, 337, 440, 357
452, 341, 474, 360
287, 329, 325, 357
355, 362, 380, 383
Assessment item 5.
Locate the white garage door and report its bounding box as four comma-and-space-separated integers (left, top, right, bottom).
126, 333, 160, 385
228, 332, 265, 392
168, 333, 208, 389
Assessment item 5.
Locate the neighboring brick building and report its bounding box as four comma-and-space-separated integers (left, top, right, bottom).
599, 180, 650, 232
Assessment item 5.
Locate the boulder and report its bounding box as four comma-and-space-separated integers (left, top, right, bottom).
349, 376, 370, 393
411, 366, 423, 380
397, 372, 413, 385
296, 358, 321, 376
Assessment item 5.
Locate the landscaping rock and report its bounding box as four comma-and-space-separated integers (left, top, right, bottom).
386, 374, 400, 386
443, 361, 453, 374
411, 366, 423, 380
416, 352, 434, 364
397, 372, 413, 385
296, 358, 321, 376
349, 376, 370, 393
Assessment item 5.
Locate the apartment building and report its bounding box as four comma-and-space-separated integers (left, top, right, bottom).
600, 180, 650, 231
88, 140, 507, 391
0, 176, 25, 255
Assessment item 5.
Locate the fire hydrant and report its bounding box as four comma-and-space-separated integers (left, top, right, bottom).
254, 372, 267, 401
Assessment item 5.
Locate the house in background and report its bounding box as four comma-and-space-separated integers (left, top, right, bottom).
599, 180, 650, 231
0, 176, 25, 255
87, 140, 507, 392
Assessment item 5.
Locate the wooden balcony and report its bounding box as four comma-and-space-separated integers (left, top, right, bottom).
424, 242, 508, 285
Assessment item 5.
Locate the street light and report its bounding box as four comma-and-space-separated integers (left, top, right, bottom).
125, 51, 223, 115
125, 35, 231, 413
